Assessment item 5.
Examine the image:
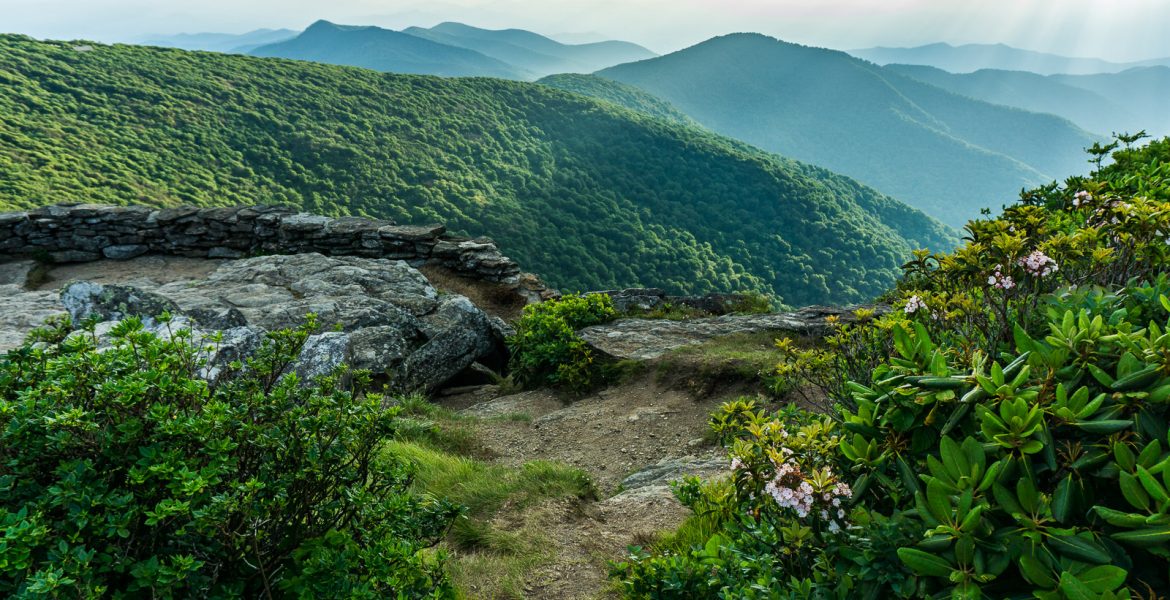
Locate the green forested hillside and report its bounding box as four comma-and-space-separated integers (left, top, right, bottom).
537, 74, 697, 126
251, 20, 527, 79
597, 34, 1099, 227
0, 34, 956, 306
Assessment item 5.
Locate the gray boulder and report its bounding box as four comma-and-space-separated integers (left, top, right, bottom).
61, 281, 180, 327
289, 332, 351, 382
396, 295, 500, 392
51, 254, 505, 392
621, 455, 729, 491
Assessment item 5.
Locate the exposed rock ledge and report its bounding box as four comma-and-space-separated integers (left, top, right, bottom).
11, 253, 507, 393
578, 305, 886, 361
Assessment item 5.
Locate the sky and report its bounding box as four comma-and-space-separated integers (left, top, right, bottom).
3, 0, 1169, 62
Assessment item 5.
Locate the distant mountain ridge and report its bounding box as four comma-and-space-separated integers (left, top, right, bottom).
250, 20, 527, 79
403, 22, 656, 77
850, 42, 1170, 75
596, 33, 1097, 227
886, 64, 1170, 138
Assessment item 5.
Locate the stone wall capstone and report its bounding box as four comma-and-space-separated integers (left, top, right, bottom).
0, 203, 542, 290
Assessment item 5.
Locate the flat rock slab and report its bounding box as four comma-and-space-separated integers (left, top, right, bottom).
577, 310, 829, 361
0, 285, 64, 351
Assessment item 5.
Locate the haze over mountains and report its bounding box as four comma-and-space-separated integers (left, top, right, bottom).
403, 22, 656, 77
140, 28, 297, 54
241, 20, 655, 80
595, 34, 1097, 226
13, 18, 1158, 271
250, 20, 527, 79
850, 42, 1170, 75
886, 64, 1170, 138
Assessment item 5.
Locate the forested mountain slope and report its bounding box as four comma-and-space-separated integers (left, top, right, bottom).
0, 34, 956, 306
538, 74, 698, 126
597, 34, 1098, 226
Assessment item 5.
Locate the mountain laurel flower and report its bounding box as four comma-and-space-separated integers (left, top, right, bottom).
1018, 250, 1058, 278
988, 265, 1015, 290
1073, 190, 1092, 207
904, 295, 927, 315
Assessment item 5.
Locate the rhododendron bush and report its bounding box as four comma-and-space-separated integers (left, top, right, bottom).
613, 138, 1170, 599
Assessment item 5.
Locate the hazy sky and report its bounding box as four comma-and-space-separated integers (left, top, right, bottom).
4, 0, 1169, 61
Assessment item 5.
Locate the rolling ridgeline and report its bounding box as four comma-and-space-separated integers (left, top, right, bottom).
592, 34, 1100, 227
0, 34, 956, 307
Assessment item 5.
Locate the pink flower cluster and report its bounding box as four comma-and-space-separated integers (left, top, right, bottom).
763, 460, 852, 531
904, 295, 927, 315
987, 265, 1015, 290
1073, 190, 1092, 207
1018, 250, 1058, 278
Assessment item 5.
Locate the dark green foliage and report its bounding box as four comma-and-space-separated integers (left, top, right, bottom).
507, 294, 616, 392
0, 317, 459, 598
596, 33, 1099, 227
0, 34, 955, 306
538, 74, 698, 126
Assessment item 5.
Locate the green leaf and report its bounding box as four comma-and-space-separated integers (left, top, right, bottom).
1077, 565, 1127, 593
1052, 475, 1073, 523
1111, 525, 1170, 548
1058, 571, 1096, 600
1018, 555, 1056, 588
1070, 420, 1133, 435
1119, 471, 1151, 511
1047, 534, 1111, 565
1091, 506, 1150, 528
1136, 466, 1169, 503
897, 547, 954, 577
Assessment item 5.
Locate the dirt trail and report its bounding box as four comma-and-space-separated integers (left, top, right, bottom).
441, 373, 741, 599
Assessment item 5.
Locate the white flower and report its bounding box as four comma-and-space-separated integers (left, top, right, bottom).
1073, 190, 1092, 207
1018, 250, 1059, 278
904, 295, 927, 315
988, 265, 1016, 290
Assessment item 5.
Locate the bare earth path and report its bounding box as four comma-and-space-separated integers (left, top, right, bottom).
441, 374, 737, 598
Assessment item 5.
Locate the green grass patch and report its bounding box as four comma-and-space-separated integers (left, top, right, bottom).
385, 412, 596, 598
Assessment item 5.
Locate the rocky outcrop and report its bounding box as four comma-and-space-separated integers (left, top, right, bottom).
0, 260, 65, 351
578, 305, 888, 361
55, 253, 506, 392
0, 203, 555, 302
620, 456, 729, 491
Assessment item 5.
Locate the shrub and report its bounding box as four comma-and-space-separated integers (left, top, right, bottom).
507, 293, 616, 392
612, 137, 1170, 599
0, 316, 460, 598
